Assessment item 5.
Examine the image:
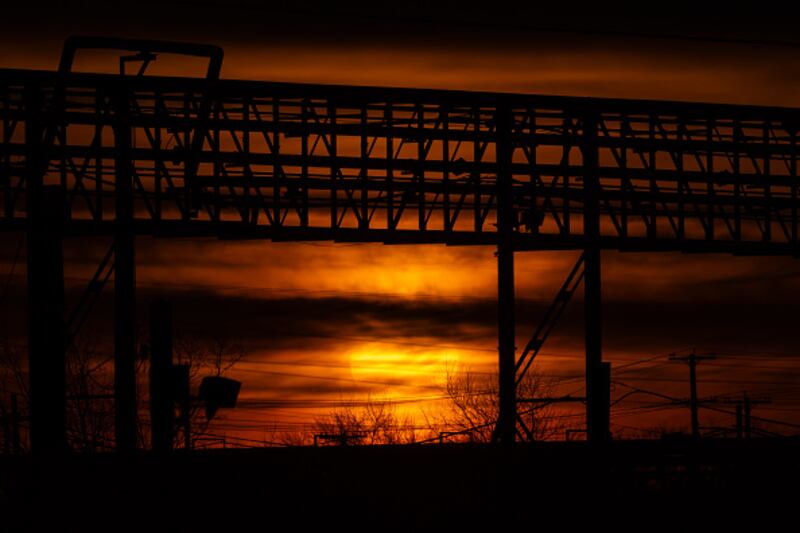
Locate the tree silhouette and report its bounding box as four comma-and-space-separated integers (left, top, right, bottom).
433, 365, 565, 442
0, 331, 245, 452
311, 394, 419, 446
257, 392, 424, 447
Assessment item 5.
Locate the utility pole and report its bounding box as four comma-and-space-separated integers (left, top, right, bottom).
736, 404, 743, 439
744, 394, 752, 439
726, 392, 771, 439
669, 349, 716, 439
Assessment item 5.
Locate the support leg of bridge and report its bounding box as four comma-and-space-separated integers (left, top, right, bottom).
495, 105, 516, 445
27, 186, 68, 455
582, 111, 609, 444
584, 246, 609, 442
114, 91, 138, 453
496, 239, 516, 444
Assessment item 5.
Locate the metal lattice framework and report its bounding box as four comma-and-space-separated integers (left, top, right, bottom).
5, 61, 800, 449
2, 68, 800, 255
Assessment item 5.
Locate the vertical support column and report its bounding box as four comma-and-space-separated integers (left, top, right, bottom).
677, 123, 686, 241
733, 121, 742, 242
272, 98, 281, 227
417, 103, 427, 231
359, 106, 369, 230
27, 182, 68, 455
149, 300, 173, 453
706, 118, 715, 241
763, 123, 772, 243
791, 129, 797, 253
25, 82, 68, 455
329, 104, 338, 230
3, 86, 15, 219
386, 104, 395, 230
581, 111, 608, 443
300, 100, 309, 227
495, 103, 516, 444
647, 115, 657, 240
114, 88, 138, 453
473, 108, 482, 233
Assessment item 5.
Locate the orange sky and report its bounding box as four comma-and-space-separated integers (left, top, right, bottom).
2, 4, 800, 444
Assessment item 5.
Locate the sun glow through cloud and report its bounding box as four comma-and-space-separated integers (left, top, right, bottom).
349, 344, 466, 383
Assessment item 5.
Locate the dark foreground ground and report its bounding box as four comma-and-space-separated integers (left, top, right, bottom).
1, 439, 798, 529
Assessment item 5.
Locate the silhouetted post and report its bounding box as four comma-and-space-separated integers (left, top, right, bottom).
581, 112, 608, 443
669, 350, 715, 439
27, 185, 68, 455
1, 403, 9, 454
114, 87, 138, 453
744, 394, 770, 438
495, 104, 516, 444
735, 404, 743, 439
26, 84, 68, 457
149, 300, 174, 453
10, 394, 20, 454
744, 395, 752, 439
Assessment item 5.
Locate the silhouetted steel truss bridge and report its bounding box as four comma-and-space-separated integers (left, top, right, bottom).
3, 37, 799, 453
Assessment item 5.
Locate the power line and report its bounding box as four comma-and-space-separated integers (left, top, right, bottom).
611, 380, 800, 432
701, 404, 800, 431
669, 350, 716, 439
614, 348, 694, 374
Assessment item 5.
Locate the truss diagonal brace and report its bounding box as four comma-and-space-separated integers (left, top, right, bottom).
65, 242, 115, 347
515, 252, 585, 386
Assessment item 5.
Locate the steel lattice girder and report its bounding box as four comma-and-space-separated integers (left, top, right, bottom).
2, 68, 800, 254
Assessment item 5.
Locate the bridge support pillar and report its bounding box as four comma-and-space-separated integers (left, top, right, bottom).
25, 82, 68, 455
27, 186, 68, 455
496, 240, 516, 444
582, 113, 610, 443
114, 90, 138, 453
495, 105, 516, 444
584, 246, 609, 442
